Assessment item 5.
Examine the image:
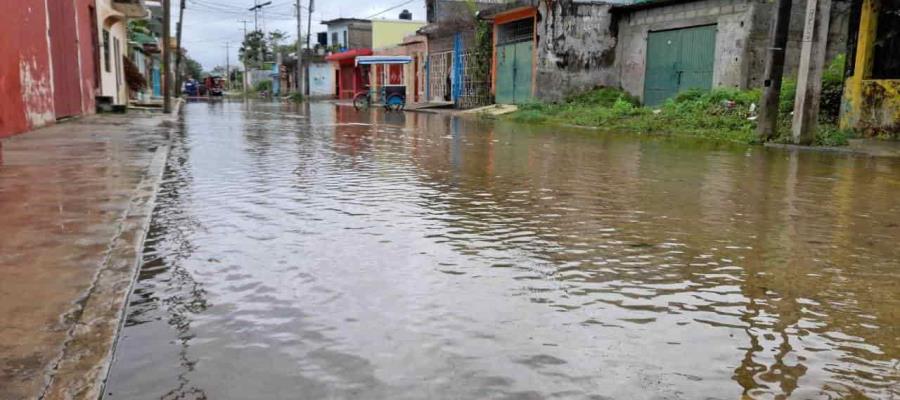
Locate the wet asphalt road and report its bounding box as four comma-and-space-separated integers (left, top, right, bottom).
104, 100, 900, 399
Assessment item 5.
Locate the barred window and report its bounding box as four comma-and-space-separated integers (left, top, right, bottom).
497, 18, 534, 45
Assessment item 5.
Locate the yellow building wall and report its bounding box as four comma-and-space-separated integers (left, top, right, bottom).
371, 20, 426, 50
841, 0, 900, 133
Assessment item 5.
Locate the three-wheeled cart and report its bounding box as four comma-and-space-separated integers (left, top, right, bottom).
352, 56, 411, 111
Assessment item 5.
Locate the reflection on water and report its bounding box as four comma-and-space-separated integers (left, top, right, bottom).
104, 100, 900, 399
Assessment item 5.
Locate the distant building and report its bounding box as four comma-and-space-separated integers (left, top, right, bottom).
418, 0, 502, 107
321, 18, 373, 51
371, 20, 426, 50
481, 0, 849, 107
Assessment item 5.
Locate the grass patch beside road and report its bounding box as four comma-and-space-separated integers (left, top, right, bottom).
507, 85, 851, 146
510, 87, 759, 144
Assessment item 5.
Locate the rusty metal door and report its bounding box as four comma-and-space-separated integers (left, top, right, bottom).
47, 0, 83, 118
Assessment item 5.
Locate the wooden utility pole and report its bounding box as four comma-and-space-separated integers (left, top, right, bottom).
239, 21, 249, 93
296, 0, 303, 94
163, 0, 171, 113
225, 41, 231, 89
792, 0, 832, 144
174, 0, 187, 95
249, 1, 272, 69
756, 0, 794, 141
306, 0, 313, 96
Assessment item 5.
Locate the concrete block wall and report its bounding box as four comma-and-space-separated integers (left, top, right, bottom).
746, 0, 850, 87
535, 1, 619, 102
614, 0, 848, 103
615, 0, 755, 102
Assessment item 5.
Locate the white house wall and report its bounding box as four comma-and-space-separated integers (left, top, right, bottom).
308, 62, 333, 97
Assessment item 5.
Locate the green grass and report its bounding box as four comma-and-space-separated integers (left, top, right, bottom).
287, 92, 304, 103
506, 82, 851, 146
509, 87, 760, 144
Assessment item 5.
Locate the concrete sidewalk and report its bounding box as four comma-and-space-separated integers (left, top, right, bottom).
0, 111, 174, 399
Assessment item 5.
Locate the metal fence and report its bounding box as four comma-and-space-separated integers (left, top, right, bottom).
457, 50, 492, 109
428, 50, 492, 108
428, 51, 452, 102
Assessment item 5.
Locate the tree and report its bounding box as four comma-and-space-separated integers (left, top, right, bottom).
211, 65, 227, 76
268, 30, 288, 55
183, 56, 203, 80
275, 37, 307, 58
239, 30, 269, 68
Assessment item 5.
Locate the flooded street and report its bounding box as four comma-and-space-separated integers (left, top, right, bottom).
104, 100, 899, 399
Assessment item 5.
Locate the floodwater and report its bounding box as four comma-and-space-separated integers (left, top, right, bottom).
104, 100, 899, 399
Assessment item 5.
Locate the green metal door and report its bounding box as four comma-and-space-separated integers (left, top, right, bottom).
677, 25, 716, 92
495, 41, 533, 104
643, 25, 716, 106
513, 41, 533, 103
644, 29, 681, 107
496, 44, 516, 104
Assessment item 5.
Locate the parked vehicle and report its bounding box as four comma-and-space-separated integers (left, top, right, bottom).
183, 79, 199, 97
205, 75, 224, 96
352, 56, 410, 111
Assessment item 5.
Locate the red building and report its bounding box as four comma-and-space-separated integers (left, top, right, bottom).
0, 0, 102, 137
325, 49, 374, 99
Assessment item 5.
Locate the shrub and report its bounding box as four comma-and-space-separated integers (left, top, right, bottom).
566, 87, 639, 107
255, 80, 272, 92
779, 54, 845, 123
820, 54, 846, 124
511, 109, 548, 124
287, 92, 304, 103
815, 125, 852, 146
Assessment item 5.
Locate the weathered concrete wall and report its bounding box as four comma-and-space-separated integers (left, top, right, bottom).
427, 30, 477, 53
840, 0, 899, 133
616, 0, 754, 102
535, 1, 619, 102
0, 0, 55, 137
615, 0, 849, 102
746, 0, 850, 88
842, 79, 900, 133
309, 62, 334, 97
427, 0, 505, 24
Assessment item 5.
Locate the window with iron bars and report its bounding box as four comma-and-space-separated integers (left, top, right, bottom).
497, 18, 534, 45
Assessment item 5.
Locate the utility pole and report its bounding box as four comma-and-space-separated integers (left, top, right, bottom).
756, 0, 794, 141
163, 0, 171, 113
296, 0, 303, 95
239, 21, 249, 92
249, 1, 272, 70
225, 41, 231, 90
174, 0, 187, 96
306, 0, 313, 96
792, 0, 832, 144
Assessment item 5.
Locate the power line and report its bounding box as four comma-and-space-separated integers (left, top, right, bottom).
365, 0, 417, 19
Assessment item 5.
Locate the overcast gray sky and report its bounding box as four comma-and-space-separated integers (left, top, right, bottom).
175, 0, 426, 70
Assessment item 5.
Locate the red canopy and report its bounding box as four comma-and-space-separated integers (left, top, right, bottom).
325, 48, 374, 64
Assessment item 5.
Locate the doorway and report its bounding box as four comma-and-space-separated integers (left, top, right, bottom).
643, 25, 717, 106
47, 0, 83, 117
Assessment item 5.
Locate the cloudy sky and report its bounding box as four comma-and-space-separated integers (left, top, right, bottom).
175, 0, 426, 70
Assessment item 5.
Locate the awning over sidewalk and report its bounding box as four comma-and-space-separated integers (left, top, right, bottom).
325, 49, 374, 64
355, 56, 413, 66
